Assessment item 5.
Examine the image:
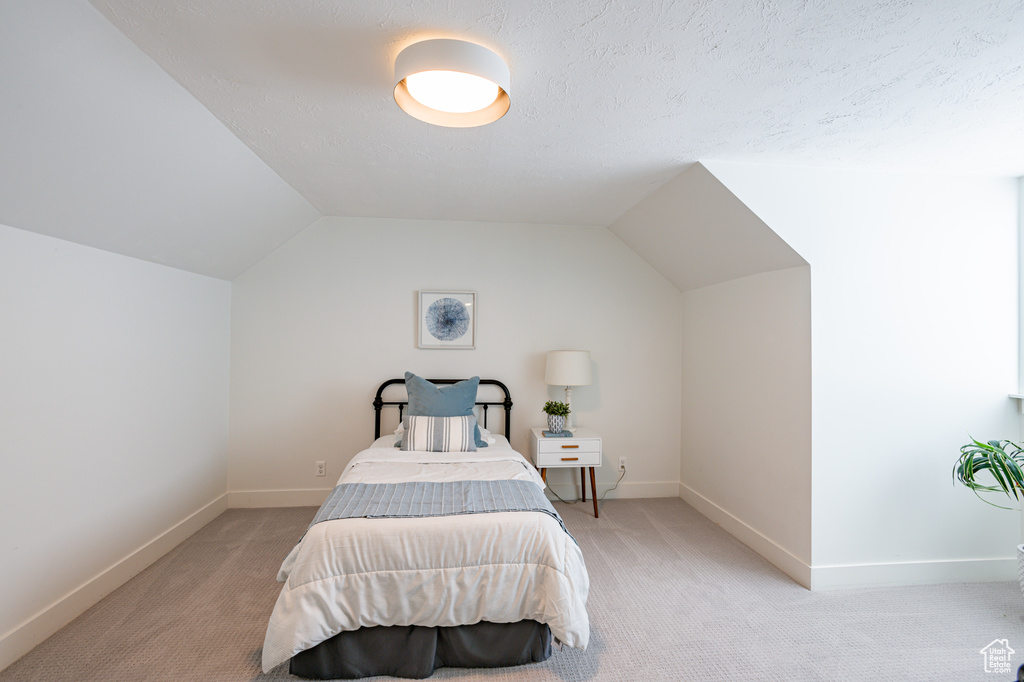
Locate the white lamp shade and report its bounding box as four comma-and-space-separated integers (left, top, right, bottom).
394, 39, 510, 128
545, 350, 592, 386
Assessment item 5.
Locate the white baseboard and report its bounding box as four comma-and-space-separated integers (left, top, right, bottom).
227, 488, 331, 508
0, 494, 228, 672
679, 482, 812, 589
545, 480, 679, 501
678, 482, 1019, 590
809, 557, 1017, 590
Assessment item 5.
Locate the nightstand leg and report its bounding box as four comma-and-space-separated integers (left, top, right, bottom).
590, 467, 598, 518
541, 468, 547, 483
580, 467, 586, 501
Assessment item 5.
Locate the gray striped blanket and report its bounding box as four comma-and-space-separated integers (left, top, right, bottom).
306, 480, 574, 541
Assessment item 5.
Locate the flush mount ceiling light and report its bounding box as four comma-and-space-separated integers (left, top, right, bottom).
394, 39, 510, 127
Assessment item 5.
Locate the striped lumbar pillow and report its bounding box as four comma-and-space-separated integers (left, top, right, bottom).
400, 415, 478, 452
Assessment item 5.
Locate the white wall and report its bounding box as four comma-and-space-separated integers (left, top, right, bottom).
706, 162, 1019, 588
0, 224, 231, 667
1019, 176, 1024, 542
228, 217, 682, 505
680, 265, 812, 585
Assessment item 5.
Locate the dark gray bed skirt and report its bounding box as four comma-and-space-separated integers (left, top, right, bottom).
289, 620, 552, 679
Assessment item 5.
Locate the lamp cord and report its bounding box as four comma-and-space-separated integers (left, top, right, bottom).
545, 466, 626, 505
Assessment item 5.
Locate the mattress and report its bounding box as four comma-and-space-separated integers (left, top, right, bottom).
261, 435, 590, 672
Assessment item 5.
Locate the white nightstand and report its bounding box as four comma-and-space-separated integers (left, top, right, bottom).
529, 427, 602, 518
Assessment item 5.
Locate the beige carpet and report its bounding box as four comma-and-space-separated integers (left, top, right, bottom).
2, 498, 1022, 681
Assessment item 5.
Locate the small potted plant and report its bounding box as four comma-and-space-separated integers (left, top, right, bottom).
543, 400, 571, 434
953, 438, 1024, 596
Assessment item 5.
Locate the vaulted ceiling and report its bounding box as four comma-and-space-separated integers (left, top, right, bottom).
2, 1, 1022, 280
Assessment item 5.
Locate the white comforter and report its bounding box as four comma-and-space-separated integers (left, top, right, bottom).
261, 436, 590, 672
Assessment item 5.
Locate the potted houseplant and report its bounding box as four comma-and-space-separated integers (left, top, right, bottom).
953, 438, 1024, 596
543, 400, 570, 434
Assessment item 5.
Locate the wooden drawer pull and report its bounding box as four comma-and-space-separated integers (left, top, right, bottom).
561, 457, 579, 461
561, 444, 579, 448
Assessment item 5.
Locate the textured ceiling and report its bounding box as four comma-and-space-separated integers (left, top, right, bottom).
89, 0, 1024, 227
3, 1, 1023, 280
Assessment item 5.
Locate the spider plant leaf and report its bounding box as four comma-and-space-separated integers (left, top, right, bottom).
954, 438, 1024, 510
986, 456, 1011, 493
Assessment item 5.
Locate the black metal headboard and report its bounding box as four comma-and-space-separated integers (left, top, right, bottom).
373, 378, 513, 440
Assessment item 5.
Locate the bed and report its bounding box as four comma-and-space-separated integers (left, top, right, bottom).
261, 375, 590, 679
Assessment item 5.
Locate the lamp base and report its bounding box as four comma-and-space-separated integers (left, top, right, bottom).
564, 386, 574, 429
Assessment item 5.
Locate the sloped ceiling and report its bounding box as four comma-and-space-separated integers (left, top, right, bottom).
609, 163, 807, 292
2, 0, 1023, 281
0, 0, 320, 280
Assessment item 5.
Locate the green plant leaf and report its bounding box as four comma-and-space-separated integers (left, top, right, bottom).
542, 400, 570, 416
953, 437, 1024, 510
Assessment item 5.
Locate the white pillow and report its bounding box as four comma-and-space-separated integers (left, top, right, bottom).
478, 425, 497, 444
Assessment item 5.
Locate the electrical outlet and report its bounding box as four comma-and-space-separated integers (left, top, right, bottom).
618, 457, 626, 472
316, 461, 326, 477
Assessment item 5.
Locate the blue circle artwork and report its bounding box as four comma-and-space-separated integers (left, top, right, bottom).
426, 297, 470, 341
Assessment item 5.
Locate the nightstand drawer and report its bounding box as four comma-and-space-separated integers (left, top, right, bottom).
535, 437, 600, 454
534, 443, 601, 467
529, 427, 603, 518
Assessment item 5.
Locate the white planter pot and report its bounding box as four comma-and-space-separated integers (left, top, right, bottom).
547, 414, 565, 434
1018, 544, 1024, 598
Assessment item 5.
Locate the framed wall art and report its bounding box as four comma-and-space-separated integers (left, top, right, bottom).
418, 291, 476, 349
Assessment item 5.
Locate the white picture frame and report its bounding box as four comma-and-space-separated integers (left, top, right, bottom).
418, 291, 476, 349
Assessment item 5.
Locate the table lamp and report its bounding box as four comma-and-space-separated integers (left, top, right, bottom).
544, 350, 592, 429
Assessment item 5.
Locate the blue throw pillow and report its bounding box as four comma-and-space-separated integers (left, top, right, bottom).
404, 372, 487, 447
